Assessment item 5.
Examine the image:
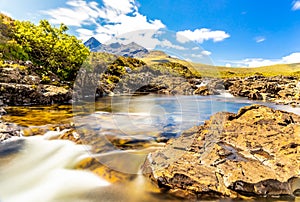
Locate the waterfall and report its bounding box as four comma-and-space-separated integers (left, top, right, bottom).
0, 136, 110, 202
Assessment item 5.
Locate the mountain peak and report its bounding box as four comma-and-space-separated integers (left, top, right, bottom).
86, 39, 149, 58
84, 37, 101, 51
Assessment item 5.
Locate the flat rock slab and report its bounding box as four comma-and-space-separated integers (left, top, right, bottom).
142, 105, 300, 200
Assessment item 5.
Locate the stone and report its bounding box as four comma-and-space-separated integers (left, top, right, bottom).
193, 86, 219, 96
0, 108, 6, 116
228, 76, 300, 105
0, 120, 21, 142
142, 105, 300, 200
0, 63, 72, 106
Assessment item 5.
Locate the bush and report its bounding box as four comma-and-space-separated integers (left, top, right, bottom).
0, 14, 90, 81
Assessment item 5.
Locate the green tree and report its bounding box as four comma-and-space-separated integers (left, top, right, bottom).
11, 19, 90, 80
0, 13, 29, 60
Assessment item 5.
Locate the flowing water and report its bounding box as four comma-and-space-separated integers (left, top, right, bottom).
1, 94, 299, 202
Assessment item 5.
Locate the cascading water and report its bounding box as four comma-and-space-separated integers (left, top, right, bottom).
0, 135, 110, 202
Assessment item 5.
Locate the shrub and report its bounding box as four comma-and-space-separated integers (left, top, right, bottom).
0, 14, 90, 81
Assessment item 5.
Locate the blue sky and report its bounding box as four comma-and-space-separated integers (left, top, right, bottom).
1, 0, 300, 67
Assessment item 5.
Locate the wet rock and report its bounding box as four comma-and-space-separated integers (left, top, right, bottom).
142, 105, 300, 200
193, 86, 219, 96
0, 108, 6, 115
0, 120, 21, 142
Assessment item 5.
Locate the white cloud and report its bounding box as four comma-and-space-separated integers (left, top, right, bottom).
201, 50, 212, 56
191, 54, 203, 58
189, 50, 211, 59
42, 0, 101, 26
255, 36, 266, 43
160, 40, 186, 50
42, 0, 230, 48
192, 46, 200, 50
225, 63, 231, 67
76, 28, 95, 41
101, 0, 137, 14
226, 52, 300, 67
108, 29, 162, 49
292, 0, 300, 10
42, 0, 165, 43
176, 28, 230, 44
282, 52, 300, 63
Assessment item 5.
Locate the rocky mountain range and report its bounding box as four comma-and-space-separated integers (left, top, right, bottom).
84, 37, 149, 58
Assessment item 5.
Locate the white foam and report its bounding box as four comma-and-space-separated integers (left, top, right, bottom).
0, 136, 110, 202
216, 91, 235, 98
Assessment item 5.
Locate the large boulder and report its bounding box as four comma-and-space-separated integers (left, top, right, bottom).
142, 105, 300, 200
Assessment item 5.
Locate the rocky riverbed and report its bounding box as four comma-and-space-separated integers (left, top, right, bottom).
142, 104, 300, 200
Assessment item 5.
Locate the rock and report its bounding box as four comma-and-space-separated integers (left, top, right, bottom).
223, 79, 234, 90
228, 76, 300, 105
193, 86, 219, 96
0, 63, 72, 105
247, 90, 263, 100
113, 73, 196, 95
142, 105, 300, 200
0, 120, 21, 142
0, 108, 6, 116
0, 83, 72, 105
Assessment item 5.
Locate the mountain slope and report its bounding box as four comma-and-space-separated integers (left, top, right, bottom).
140, 51, 300, 78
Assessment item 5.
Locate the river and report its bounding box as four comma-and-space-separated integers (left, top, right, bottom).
1, 94, 299, 202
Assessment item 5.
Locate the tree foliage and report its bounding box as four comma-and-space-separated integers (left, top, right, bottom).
0, 14, 90, 81
12, 20, 89, 80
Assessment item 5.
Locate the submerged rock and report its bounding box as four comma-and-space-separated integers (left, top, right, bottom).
142, 105, 300, 200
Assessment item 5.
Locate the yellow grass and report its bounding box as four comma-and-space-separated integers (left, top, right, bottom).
140, 51, 300, 78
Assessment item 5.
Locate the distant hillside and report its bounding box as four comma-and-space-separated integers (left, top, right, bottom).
84, 37, 149, 58
140, 50, 300, 78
